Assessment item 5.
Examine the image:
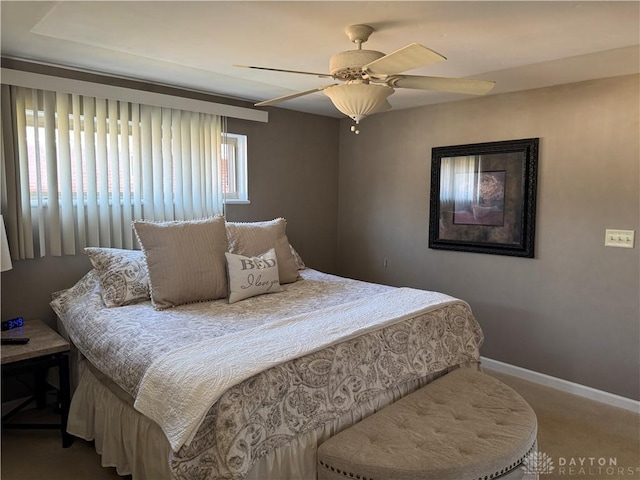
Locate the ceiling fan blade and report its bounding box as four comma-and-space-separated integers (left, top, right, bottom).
389, 75, 495, 95
234, 64, 333, 79
363, 43, 446, 76
255, 84, 338, 107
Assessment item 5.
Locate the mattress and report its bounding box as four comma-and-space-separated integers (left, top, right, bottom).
52, 268, 484, 479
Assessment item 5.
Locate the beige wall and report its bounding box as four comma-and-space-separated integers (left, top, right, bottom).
337, 74, 640, 400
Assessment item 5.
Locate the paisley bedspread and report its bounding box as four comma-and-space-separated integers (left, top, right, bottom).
52, 268, 484, 479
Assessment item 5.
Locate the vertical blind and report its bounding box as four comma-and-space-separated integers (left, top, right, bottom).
1, 85, 227, 259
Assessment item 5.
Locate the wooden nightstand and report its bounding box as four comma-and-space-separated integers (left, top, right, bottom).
1, 319, 73, 447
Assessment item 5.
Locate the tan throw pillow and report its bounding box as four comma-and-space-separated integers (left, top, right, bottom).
133, 216, 228, 310
226, 218, 299, 284
226, 248, 283, 304
84, 247, 150, 308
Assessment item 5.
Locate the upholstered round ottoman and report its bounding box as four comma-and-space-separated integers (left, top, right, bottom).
317, 367, 537, 480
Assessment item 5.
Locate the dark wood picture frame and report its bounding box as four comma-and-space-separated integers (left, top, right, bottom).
429, 138, 539, 257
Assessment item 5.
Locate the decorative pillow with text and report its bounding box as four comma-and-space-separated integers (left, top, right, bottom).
225, 248, 283, 304
226, 218, 299, 284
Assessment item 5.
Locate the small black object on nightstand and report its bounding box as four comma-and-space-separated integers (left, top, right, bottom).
1, 337, 30, 345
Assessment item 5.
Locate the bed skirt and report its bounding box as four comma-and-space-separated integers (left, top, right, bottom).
67, 360, 478, 479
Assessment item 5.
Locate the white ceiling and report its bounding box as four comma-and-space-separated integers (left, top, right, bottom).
2, 1, 639, 118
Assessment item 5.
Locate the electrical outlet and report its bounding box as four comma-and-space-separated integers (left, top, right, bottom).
604, 229, 635, 248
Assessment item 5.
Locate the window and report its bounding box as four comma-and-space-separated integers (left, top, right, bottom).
24, 108, 133, 205
222, 133, 249, 204
23, 109, 248, 206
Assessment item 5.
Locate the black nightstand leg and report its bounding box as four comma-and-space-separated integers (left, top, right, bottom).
58, 354, 73, 448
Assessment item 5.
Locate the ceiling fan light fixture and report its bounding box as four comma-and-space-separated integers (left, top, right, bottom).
323, 82, 394, 123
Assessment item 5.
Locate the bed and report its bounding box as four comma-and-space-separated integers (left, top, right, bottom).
50, 217, 484, 479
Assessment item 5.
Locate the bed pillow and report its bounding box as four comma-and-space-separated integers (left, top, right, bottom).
225, 248, 283, 304
133, 216, 228, 310
226, 218, 299, 284
84, 247, 150, 308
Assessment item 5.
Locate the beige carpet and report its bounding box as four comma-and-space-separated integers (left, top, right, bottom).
1, 371, 638, 480
1, 403, 124, 480
487, 371, 640, 480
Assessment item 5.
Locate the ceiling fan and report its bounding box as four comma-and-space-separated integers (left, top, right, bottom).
236, 24, 495, 133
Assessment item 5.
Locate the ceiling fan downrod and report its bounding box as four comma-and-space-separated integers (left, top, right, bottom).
345, 24, 374, 49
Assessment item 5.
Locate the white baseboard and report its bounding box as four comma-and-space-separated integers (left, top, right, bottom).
480, 356, 640, 414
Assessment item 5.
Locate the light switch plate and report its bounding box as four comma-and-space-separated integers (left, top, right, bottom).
605, 229, 635, 248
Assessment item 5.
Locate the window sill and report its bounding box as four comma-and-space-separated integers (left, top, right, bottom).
224, 199, 251, 205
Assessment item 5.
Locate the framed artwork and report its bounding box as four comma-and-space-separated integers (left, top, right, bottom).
429, 138, 539, 257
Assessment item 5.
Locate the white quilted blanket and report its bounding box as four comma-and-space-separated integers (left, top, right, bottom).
134, 287, 460, 450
